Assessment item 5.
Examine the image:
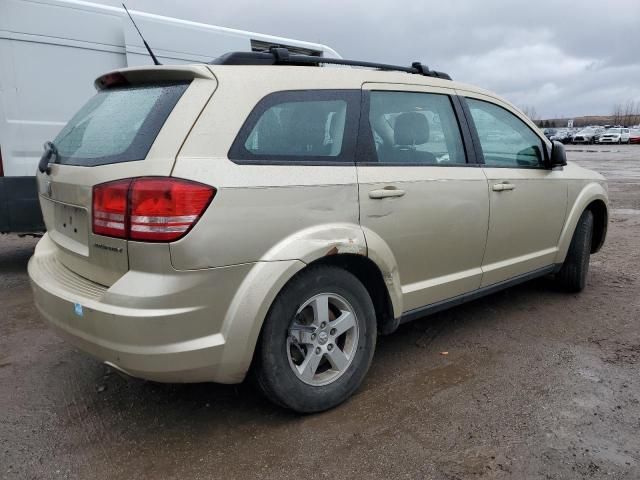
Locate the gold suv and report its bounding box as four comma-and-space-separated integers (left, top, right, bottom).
28, 49, 608, 412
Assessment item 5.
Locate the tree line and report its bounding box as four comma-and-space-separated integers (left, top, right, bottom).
611, 100, 640, 127
520, 101, 640, 129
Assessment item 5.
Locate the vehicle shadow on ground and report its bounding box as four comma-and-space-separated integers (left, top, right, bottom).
59, 275, 564, 440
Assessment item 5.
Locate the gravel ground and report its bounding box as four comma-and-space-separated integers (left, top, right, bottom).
1, 145, 639, 479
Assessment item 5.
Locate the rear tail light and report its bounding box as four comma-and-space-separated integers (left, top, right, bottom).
92, 177, 215, 242
93, 179, 131, 237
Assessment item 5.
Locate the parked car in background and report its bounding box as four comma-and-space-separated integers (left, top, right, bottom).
629, 129, 640, 144
572, 127, 604, 144
550, 128, 572, 144
543, 128, 557, 140
596, 128, 630, 144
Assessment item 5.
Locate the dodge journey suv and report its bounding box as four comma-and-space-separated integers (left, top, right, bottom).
29, 49, 608, 412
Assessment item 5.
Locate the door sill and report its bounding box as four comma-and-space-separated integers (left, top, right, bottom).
399, 264, 559, 324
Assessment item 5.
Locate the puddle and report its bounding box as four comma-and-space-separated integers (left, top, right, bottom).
611, 208, 640, 215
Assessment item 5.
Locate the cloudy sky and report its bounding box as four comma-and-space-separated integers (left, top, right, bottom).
100, 0, 640, 118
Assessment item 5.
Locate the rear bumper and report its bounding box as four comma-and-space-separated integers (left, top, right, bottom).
28, 234, 301, 383
0, 176, 45, 233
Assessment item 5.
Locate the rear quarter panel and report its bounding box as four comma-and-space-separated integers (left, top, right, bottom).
170, 67, 363, 270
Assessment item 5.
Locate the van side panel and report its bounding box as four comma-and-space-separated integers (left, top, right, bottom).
0, 0, 341, 233
0, 0, 128, 177
0, 0, 127, 231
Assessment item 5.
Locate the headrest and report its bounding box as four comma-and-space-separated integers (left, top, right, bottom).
394, 112, 430, 146
254, 109, 284, 153
287, 105, 327, 154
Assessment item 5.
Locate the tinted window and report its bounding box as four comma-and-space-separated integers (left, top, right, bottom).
467, 98, 545, 168
54, 83, 189, 167
244, 100, 347, 157
229, 90, 361, 163
367, 91, 466, 165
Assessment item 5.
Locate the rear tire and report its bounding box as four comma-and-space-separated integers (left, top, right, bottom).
255, 265, 377, 413
557, 210, 594, 292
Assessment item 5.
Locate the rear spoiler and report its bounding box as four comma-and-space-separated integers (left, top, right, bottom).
95, 65, 215, 90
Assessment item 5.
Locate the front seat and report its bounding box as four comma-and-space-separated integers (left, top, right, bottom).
392, 112, 436, 163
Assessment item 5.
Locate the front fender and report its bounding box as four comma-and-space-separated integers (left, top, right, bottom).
555, 181, 608, 264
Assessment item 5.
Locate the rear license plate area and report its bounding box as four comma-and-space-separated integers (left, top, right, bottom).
51, 202, 89, 255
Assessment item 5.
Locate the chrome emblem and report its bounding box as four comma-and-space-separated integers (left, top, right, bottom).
93, 243, 123, 253
317, 331, 329, 345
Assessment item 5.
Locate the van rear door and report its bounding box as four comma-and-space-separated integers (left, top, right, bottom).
36, 66, 217, 285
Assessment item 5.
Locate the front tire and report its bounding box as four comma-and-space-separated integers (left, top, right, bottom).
255, 265, 377, 413
557, 210, 594, 292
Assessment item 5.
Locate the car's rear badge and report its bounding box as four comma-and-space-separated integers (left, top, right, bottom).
93, 243, 123, 253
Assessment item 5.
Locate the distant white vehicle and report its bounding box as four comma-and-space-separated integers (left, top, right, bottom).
596, 128, 630, 144
0, 0, 341, 233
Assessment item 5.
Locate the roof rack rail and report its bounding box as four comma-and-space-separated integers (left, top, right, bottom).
210, 47, 452, 80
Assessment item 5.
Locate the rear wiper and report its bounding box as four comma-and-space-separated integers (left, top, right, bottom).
38, 141, 58, 175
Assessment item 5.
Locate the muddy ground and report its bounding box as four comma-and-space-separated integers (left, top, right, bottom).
1, 145, 639, 479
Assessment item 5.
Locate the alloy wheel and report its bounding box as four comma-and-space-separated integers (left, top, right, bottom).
286, 293, 359, 386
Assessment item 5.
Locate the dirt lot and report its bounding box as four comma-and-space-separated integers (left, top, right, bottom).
1, 145, 639, 479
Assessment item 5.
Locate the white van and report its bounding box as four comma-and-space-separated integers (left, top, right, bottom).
0, 0, 340, 233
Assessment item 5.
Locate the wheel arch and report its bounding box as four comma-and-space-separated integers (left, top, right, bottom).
586, 199, 607, 253
556, 183, 608, 263
259, 222, 403, 323
304, 254, 398, 335
221, 223, 403, 382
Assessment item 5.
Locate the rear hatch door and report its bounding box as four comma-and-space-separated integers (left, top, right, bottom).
36, 66, 217, 285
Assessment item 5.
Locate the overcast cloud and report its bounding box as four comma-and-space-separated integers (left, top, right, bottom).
101, 0, 640, 118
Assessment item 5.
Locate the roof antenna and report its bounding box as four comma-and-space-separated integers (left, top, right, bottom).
122, 3, 161, 65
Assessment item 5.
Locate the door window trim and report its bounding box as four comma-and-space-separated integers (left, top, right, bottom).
355, 90, 479, 167
228, 89, 360, 166
459, 96, 551, 169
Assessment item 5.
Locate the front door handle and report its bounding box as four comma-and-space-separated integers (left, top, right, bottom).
492, 183, 516, 192
369, 188, 406, 199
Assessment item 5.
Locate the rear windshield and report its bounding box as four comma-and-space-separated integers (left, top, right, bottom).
53, 82, 189, 166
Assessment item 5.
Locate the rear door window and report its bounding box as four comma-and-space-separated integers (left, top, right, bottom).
53, 82, 189, 167
366, 91, 467, 165
229, 90, 360, 163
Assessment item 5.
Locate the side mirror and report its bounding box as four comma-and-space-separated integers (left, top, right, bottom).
550, 141, 567, 168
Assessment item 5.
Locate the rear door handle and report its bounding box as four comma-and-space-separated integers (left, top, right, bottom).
492, 183, 516, 192
369, 188, 406, 199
